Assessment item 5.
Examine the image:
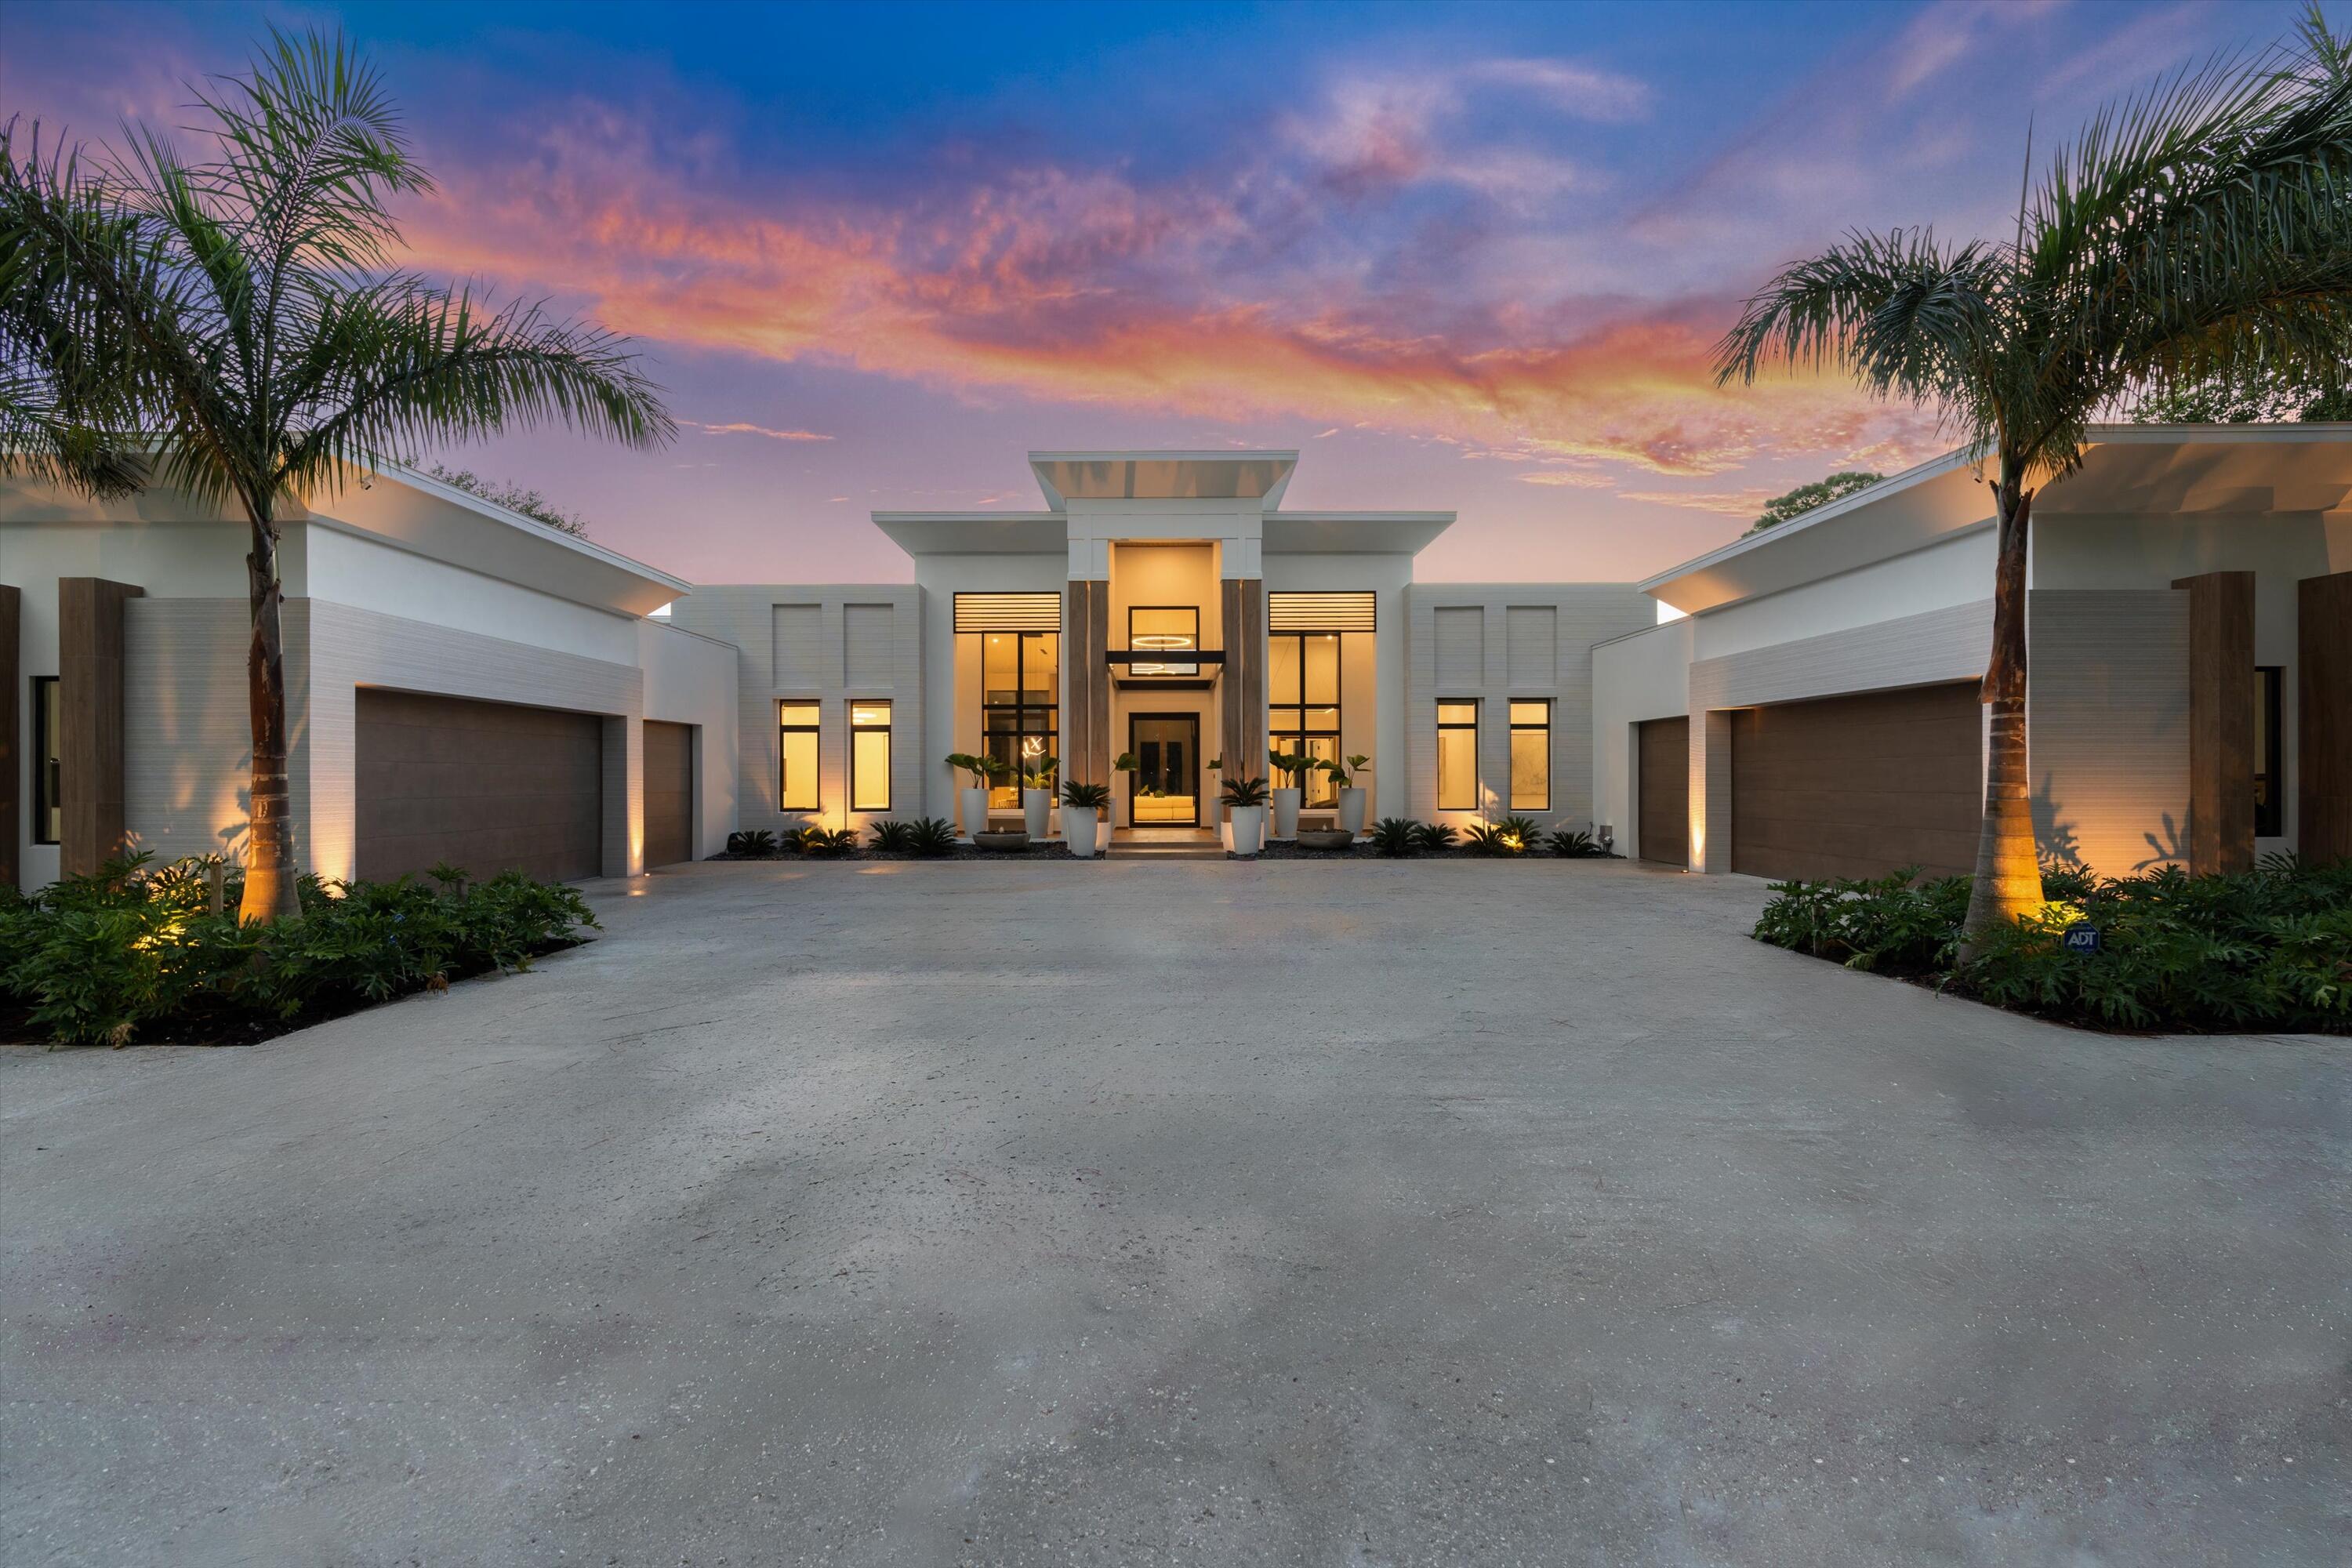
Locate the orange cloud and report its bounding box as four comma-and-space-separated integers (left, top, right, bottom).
683, 420, 833, 441
399, 127, 1946, 483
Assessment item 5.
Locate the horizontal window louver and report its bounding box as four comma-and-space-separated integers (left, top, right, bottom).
954, 592, 1062, 633
1266, 591, 1376, 633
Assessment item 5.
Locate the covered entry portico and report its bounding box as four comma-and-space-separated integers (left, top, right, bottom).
891, 452, 1443, 838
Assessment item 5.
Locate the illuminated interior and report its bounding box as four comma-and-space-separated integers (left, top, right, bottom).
1509, 700, 1551, 811
1130, 713, 1197, 822
1437, 700, 1478, 811
1268, 631, 1341, 804
851, 700, 891, 812
779, 701, 819, 811
982, 630, 1058, 806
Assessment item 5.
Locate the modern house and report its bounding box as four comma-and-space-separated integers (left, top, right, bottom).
4, 428, 2347, 891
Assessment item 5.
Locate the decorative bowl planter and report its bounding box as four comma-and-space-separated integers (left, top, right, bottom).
1337, 787, 1367, 834
1298, 828, 1355, 851
1270, 786, 1301, 840
1022, 787, 1052, 840
1228, 804, 1266, 856
1064, 808, 1101, 858
960, 786, 991, 842
973, 829, 1031, 852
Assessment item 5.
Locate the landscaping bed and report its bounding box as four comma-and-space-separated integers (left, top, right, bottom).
1751, 858, 2352, 1033
1, 856, 597, 1048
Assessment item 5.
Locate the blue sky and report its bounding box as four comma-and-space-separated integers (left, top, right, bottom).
2, 1, 2333, 582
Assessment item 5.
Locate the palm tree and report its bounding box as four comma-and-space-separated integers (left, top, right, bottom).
1715, 15, 2352, 945
0, 30, 672, 921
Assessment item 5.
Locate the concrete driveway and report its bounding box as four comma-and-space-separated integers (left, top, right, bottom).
2, 860, 2344, 1566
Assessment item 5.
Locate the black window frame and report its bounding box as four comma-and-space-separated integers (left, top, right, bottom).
1126, 604, 1201, 678
31, 675, 60, 845
1436, 699, 1479, 812
778, 699, 821, 812
1268, 630, 1343, 804
980, 630, 1059, 804
2255, 665, 2283, 838
1508, 699, 1552, 812
849, 699, 892, 814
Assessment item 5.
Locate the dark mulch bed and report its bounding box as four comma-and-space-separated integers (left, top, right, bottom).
0, 938, 593, 1050
1253, 840, 1624, 862
707, 844, 1082, 863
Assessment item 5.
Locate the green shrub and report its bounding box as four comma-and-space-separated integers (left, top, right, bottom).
868, 819, 916, 854
1464, 821, 1527, 856
727, 829, 778, 856
801, 826, 859, 856
1548, 826, 1607, 858
1410, 821, 1458, 853
2, 855, 597, 1047
1370, 818, 1417, 857
1751, 857, 2352, 1033
906, 818, 957, 857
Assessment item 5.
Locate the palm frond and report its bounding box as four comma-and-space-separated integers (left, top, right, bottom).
276, 285, 673, 495
1713, 227, 2009, 454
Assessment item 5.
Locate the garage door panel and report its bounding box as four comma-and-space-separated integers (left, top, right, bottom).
1731, 682, 1980, 882
1636, 716, 1690, 866
357, 690, 603, 884
643, 720, 693, 869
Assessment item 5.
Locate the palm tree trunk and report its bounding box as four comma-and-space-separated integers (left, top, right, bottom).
1960, 474, 2044, 953
235, 498, 301, 924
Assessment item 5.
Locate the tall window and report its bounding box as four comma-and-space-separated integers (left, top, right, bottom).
1128, 606, 1200, 677
982, 631, 1058, 806
1268, 631, 1341, 805
1437, 700, 1478, 811
31, 676, 61, 844
851, 701, 891, 812
2255, 666, 2282, 837
1509, 700, 1551, 811
778, 702, 820, 811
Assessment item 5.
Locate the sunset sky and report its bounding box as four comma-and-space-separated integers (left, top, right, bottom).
2, 0, 2332, 583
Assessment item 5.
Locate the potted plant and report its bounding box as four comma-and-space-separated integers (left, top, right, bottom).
1267, 750, 1315, 840
946, 753, 989, 840
1061, 779, 1110, 858
1111, 751, 1139, 829
1021, 749, 1058, 840
1208, 755, 1229, 849
1221, 775, 1269, 856
1322, 753, 1371, 834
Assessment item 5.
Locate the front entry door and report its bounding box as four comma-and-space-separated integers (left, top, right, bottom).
1130, 714, 1199, 826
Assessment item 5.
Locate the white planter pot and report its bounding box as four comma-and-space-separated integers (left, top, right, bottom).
960, 786, 991, 840
1023, 788, 1051, 840
1065, 807, 1101, 858
1270, 788, 1301, 840
1218, 810, 1233, 851
1228, 804, 1265, 856
1338, 787, 1367, 834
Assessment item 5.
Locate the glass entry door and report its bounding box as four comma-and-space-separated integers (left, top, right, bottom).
1129, 714, 1199, 826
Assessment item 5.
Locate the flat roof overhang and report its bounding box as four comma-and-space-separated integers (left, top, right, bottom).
872, 511, 1068, 556
1029, 450, 1298, 509
1640, 423, 2352, 615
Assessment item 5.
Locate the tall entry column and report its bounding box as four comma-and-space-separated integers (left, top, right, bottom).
1218, 575, 1266, 787
1065, 577, 1112, 790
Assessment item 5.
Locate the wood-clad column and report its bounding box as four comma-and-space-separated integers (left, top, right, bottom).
2301, 571, 2352, 865
58, 577, 145, 878
2172, 571, 2256, 875
1218, 577, 1265, 786
0, 583, 18, 886
1065, 579, 1111, 789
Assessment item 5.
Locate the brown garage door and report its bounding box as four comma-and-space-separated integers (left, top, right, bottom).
1637, 717, 1690, 866
1730, 681, 1980, 882
356, 689, 602, 884
643, 720, 693, 869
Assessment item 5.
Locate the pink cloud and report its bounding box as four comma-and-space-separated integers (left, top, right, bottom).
683, 420, 834, 441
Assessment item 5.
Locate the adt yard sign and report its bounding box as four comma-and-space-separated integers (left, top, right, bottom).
2063, 922, 2102, 956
